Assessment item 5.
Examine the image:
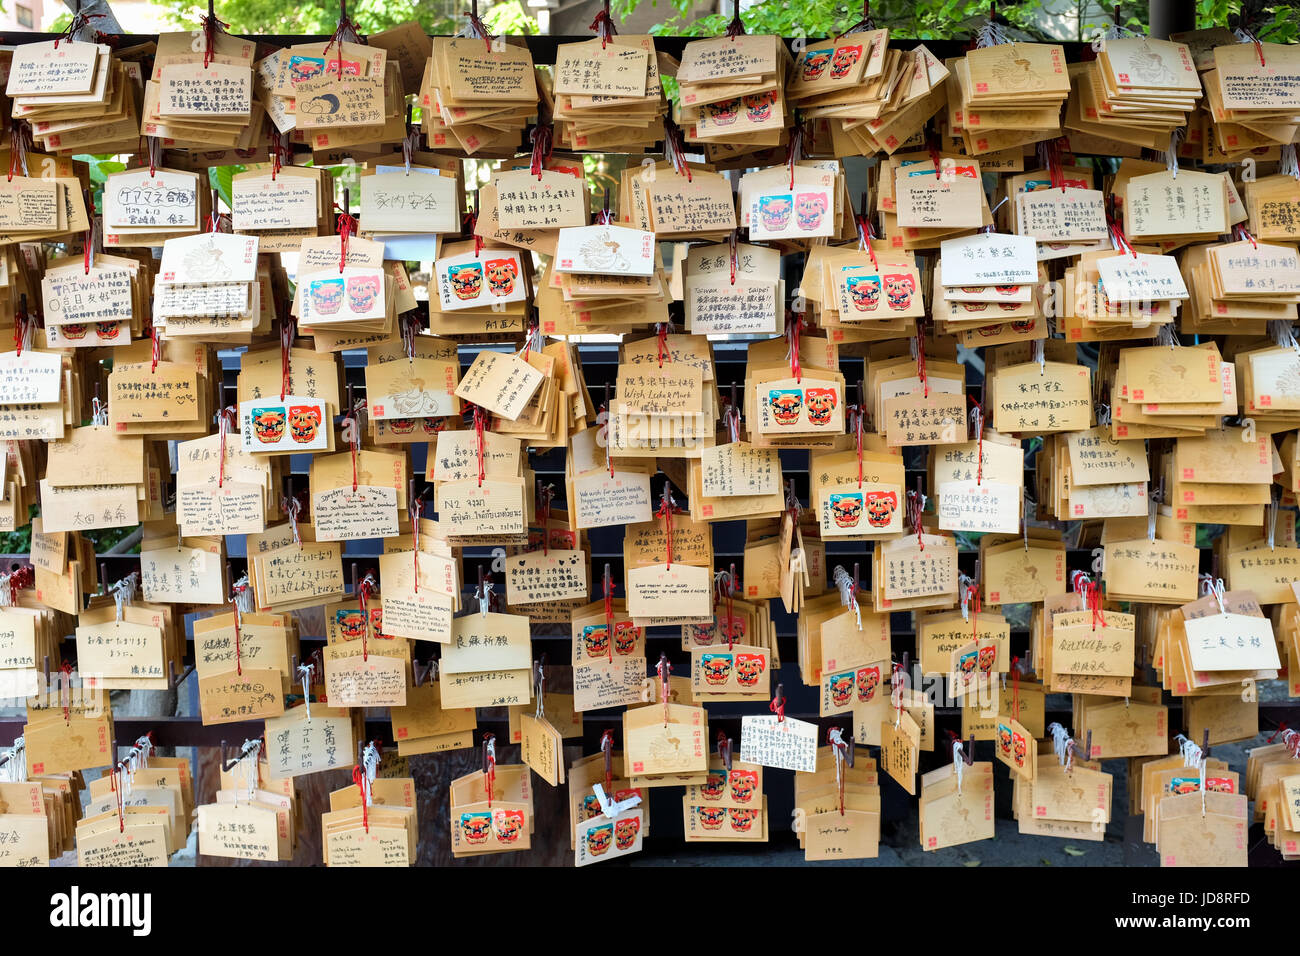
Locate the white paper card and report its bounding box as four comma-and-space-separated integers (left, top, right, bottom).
1096, 253, 1189, 303
939, 233, 1037, 286
554, 225, 657, 276
739, 714, 818, 772
1183, 612, 1281, 672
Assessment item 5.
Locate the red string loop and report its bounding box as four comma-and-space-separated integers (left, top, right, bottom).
216, 406, 237, 488
463, 210, 484, 258
657, 487, 677, 569
335, 205, 357, 273
589, 0, 618, 48
12, 305, 26, 359
528, 124, 553, 180
663, 119, 693, 182
915, 325, 929, 398
656, 655, 672, 724
857, 214, 879, 269
787, 311, 803, 384
59, 660, 74, 723
787, 123, 806, 189
907, 488, 925, 551
352, 766, 370, 832
279, 315, 296, 401
7, 122, 31, 183
230, 583, 247, 677
322, 3, 363, 79
483, 734, 497, 806
344, 400, 364, 492
269, 129, 289, 181
538, 484, 554, 556
411, 492, 423, 592
726, 4, 745, 36
724, 577, 735, 651
1088, 580, 1106, 631
603, 571, 615, 664
464, 8, 495, 53
473, 404, 487, 487
54, 12, 104, 49
200, 12, 228, 69
600, 729, 615, 794
1010, 656, 1021, 722
357, 573, 378, 662
7, 566, 32, 608
852, 406, 865, 487
113, 766, 125, 832
967, 583, 981, 646
1106, 212, 1137, 258
769, 695, 785, 721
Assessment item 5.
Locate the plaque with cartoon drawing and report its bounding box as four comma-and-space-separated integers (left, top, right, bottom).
554, 224, 657, 277
690, 644, 770, 695
575, 808, 643, 865
300, 266, 387, 323
434, 249, 527, 311
158, 232, 259, 284
748, 187, 835, 240
994, 715, 1036, 781
817, 482, 903, 537
753, 375, 844, 434
239, 395, 329, 453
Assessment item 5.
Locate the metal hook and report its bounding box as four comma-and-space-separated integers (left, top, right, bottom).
948, 730, 975, 765
219, 740, 236, 772
601, 729, 614, 782
534, 654, 547, 698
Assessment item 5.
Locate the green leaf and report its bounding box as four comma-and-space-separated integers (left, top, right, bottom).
87, 161, 126, 186
1063, 845, 1087, 857
482, 0, 535, 35
160, 0, 457, 36
209, 164, 241, 212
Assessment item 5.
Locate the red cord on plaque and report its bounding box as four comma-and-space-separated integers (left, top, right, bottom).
335, 202, 357, 274
216, 406, 237, 488
357, 571, 378, 662
463, 0, 494, 53
322, 0, 363, 79
590, 0, 618, 48
473, 404, 487, 488
603, 566, 615, 664
230, 574, 251, 676
482, 733, 497, 807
